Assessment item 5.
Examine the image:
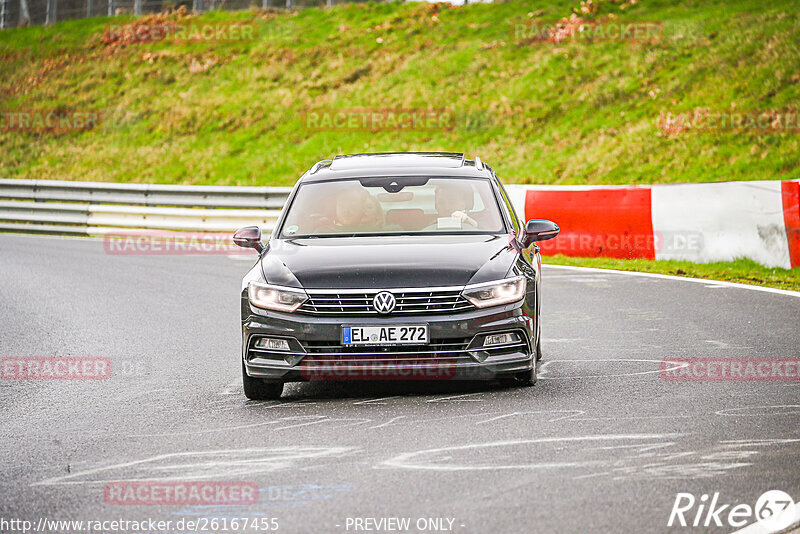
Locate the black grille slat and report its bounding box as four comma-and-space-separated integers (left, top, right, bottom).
298, 288, 473, 316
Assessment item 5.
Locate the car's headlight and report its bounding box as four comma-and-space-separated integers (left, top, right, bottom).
248, 282, 308, 312
461, 277, 526, 308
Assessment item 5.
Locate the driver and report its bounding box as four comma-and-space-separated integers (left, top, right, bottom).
316, 187, 384, 233
434, 182, 478, 227
332, 187, 369, 229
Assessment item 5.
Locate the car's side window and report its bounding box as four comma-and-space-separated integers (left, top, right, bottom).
495, 178, 521, 236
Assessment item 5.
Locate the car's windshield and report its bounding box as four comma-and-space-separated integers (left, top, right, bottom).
279, 177, 506, 238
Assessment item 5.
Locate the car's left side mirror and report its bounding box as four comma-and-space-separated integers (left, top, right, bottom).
233, 226, 264, 253
521, 219, 560, 248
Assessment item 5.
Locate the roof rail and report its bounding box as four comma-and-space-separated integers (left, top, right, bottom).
474, 156, 484, 171
308, 160, 332, 175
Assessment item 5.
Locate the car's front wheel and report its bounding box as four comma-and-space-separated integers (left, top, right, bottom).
535, 318, 543, 361
535, 332, 542, 361
242, 361, 284, 400
501, 357, 537, 387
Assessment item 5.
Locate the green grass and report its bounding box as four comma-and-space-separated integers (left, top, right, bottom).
1, 0, 799, 186
544, 255, 800, 291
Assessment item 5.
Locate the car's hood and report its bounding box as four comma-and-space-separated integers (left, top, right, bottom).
260, 234, 518, 289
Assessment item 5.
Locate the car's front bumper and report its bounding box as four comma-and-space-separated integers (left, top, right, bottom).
242, 302, 534, 382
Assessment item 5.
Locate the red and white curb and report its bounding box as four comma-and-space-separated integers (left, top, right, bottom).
508, 180, 800, 269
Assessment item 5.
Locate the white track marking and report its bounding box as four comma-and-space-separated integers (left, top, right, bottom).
353, 396, 401, 405
715, 405, 800, 417
573, 471, 611, 480
219, 380, 242, 395
567, 415, 693, 422
425, 393, 483, 403
272, 417, 332, 431
263, 400, 318, 408
476, 410, 585, 425
370, 416, 407, 429
542, 264, 800, 298
721, 439, 800, 446
537, 358, 680, 380
33, 447, 356, 486
126, 415, 328, 437
382, 434, 685, 471
584, 443, 675, 453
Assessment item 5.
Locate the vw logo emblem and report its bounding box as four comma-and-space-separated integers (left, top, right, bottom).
373, 291, 396, 314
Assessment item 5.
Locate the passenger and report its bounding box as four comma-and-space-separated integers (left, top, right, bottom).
360, 194, 384, 228
434, 183, 478, 227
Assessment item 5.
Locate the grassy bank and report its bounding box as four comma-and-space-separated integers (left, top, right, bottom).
1, 0, 799, 185
544, 255, 800, 291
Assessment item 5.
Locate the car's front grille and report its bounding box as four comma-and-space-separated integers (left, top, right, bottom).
297, 288, 474, 316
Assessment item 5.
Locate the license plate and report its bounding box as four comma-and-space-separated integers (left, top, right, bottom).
342, 325, 428, 345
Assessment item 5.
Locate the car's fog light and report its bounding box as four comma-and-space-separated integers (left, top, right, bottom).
483, 332, 520, 347
255, 337, 291, 351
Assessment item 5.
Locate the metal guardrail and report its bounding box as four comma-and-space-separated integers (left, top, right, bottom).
0, 179, 291, 235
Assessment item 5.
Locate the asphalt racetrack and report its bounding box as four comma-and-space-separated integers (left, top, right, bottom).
1, 234, 799, 533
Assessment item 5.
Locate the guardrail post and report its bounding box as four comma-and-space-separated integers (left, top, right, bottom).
45, 0, 56, 24
86, 0, 92, 17
107, 0, 113, 16
18, 0, 30, 25
133, 0, 141, 15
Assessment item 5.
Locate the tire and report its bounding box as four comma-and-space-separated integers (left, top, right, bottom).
535, 330, 543, 362
242, 360, 284, 400
535, 316, 543, 361
501, 356, 537, 387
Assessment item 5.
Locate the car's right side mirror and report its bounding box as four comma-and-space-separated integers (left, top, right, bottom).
233, 226, 265, 253
521, 219, 560, 248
